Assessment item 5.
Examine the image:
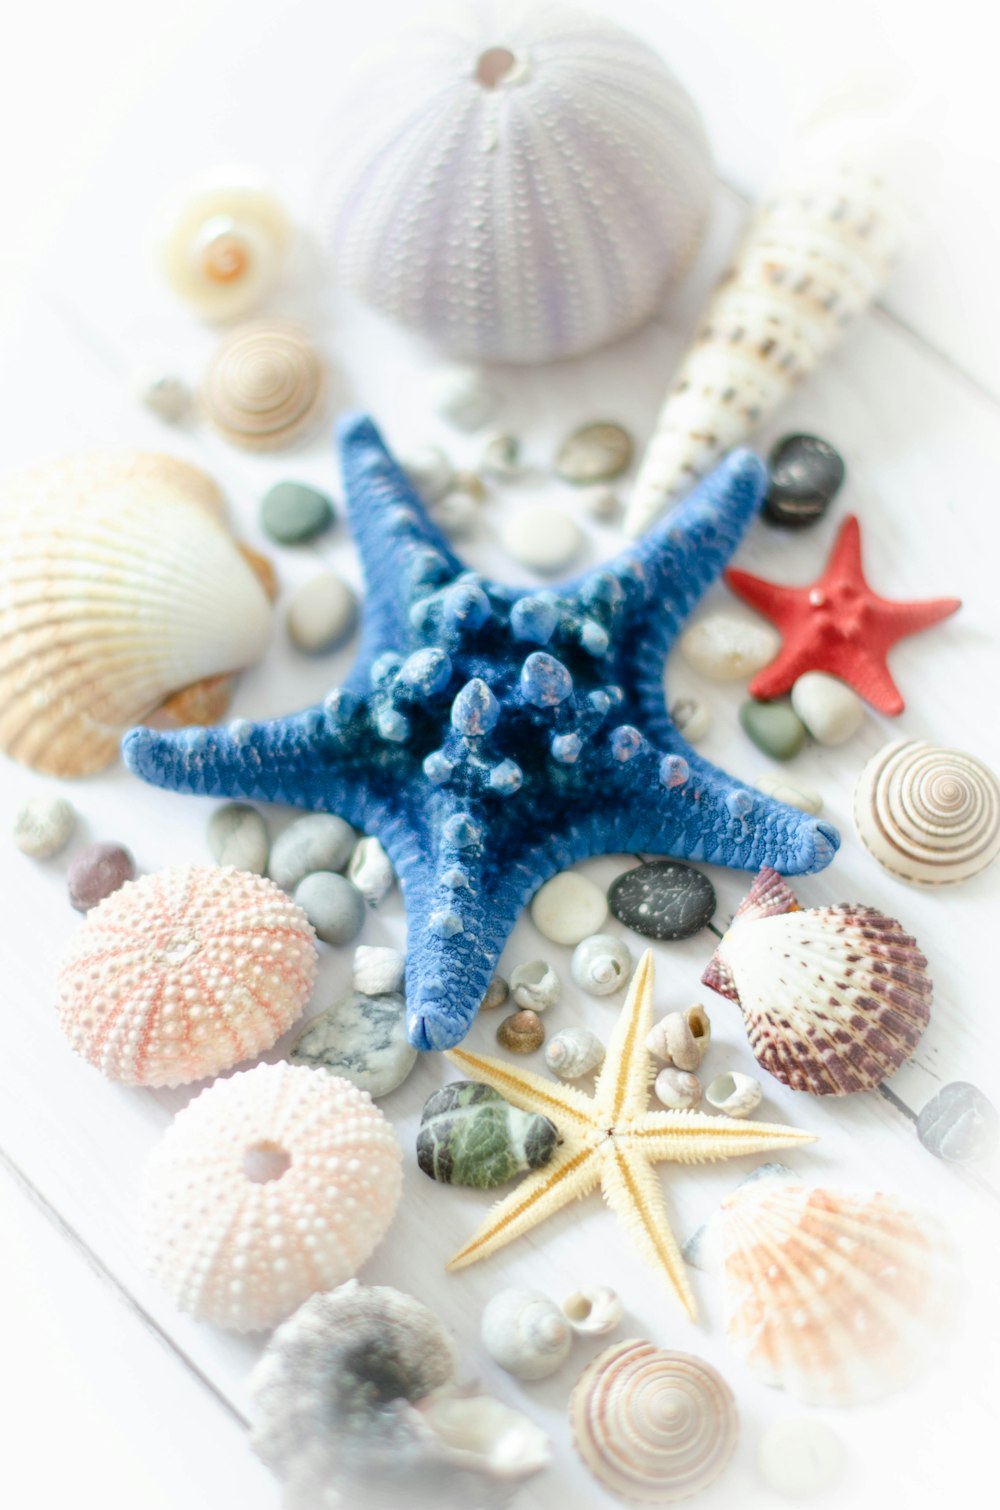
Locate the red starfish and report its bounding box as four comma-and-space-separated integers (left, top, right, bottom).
725, 515, 961, 715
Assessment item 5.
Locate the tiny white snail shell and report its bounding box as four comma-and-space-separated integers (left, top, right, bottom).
161, 178, 292, 322
646, 1004, 711, 1070
706, 1071, 762, 1118
544, 1027, 605, 1080
481, 1288, 573, 1381
510, 959, 561, 1012
570, 933, 632, 997
562, 1288, 623, 1337
654, 1066, 702, 1110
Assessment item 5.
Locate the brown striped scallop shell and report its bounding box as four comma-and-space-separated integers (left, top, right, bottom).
855, 739, 1000, 886
201, 318, 327, 450
569, 1339, 738, 1504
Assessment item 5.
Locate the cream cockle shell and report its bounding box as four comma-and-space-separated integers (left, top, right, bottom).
646, 1004, 711, 1069
570, 933, 633, 997
854, 739, 1000, 886
319, 1, 712, 364
481, 1288, 573, 1380
562, 1287, 623, 1337
161, 177, 292, 321
0, 452, 272, 777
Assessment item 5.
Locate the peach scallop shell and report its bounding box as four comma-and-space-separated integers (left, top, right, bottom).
0, 451, 272, 776
702, 867, 931, 1095
139, 1061, 402, 1331
56, 866, 318, 1087
716, 1180, 956, 1405
569, 1339, 738, 1504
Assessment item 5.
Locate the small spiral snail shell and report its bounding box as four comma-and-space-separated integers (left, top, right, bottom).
570, 1339, 738, 1503
562, 1287, 623, 1337
201, 319, 327, 451
544, 1027, 605, 1080
161, 178, 292, 322
510, 959, 561, 1011
646, 1005, 711, 1070
481, 1288, 573, 1380
570, 933, 632, 996
854, 740, 1000, 886
496, 1009, 544, 1054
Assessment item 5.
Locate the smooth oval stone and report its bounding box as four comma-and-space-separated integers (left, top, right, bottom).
669, 696, 712, 743
764, 434, 845, 528
740, 698, 808, 761
430, 486, 481, 539
755, 772, 823, 815
293, 871, 366, 946
401, 443, 454, 504
579, 484, 620, 521
286, 571, 357, 653
531, 870, 608, 945
13, 794, 76, 858
269, 814, 355, 891
206, 802, 269, 873
680, 614, 780, 681
916, 1081, 1000, 1163
608, 860, 716, 941
67, 841, 134, 911
480, 432, 522, 479
501, 507, 583, 574
758, 1417, 847, 1498
790, 671, 864, 747
260, 481, 334, 544
556, 421, 633, 484
353, 944, 405, 996
430, 364, 500, 431
290, 991, 415, 1098
417, 1081, 558, 1188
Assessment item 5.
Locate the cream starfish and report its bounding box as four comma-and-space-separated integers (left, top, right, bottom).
446, 950, 816, 1318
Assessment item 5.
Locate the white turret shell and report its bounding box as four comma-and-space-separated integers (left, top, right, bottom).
481, 1288, 573, 1380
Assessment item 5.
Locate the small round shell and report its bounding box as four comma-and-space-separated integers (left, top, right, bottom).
479, 975, 509, 1012
201, 319, 327, 451
162, 178, 292, 321
705, 1071, 761, 1118
654, 1066, 702, 1110
562, 1288, 623, 1337
570, 933, 632, 996
646, 1005, 711, 1069
496, 1010, 544, 1054
544, 1027, 605, 1080
481, 1289, 573, 1380
509, 961, 561, 1012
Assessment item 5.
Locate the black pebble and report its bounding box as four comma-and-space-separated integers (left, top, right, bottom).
608, 860, 716, 941
764, 434, 845, 528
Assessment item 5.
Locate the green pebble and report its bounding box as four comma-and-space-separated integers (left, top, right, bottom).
416, 1081, 559, 1189
260, 482, 334, 545
739, 698, 807, 761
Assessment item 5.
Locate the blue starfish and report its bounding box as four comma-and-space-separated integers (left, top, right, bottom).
123, 415, 839, 1051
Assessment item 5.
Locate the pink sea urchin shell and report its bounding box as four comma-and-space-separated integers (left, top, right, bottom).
139, 1061, 402, 1330
56, 865, 318, 1087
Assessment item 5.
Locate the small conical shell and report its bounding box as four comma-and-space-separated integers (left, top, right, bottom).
854, 739, 1000, 886
702, 868, 931, 1095
569, 1339, 738, 1503
625, 117, 910, 533
716, 1181, 956, 1405
0, 453, 272, 775
646, 1005, 711, 1069
201, 319, 327, 450
161, 177, 292, 322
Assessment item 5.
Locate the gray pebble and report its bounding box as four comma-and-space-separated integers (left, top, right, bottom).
608, 859, 716, 941
916, 1081, 1000, 1163
269, 814, 355, 892
290, 991, 416, 1097
294, 871, 366, 946
67, 841, 134, 911
206, 803, 269, 873
13, 794, 77, 858
260, 481, 334, 545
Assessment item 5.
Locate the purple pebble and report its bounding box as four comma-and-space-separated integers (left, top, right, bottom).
67, 841, 135, 911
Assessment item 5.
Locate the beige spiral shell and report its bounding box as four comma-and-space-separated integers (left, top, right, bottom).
161, 179, 292, 322
854, 739, 1000, 886
569, 1339, 738, 1503
201, 319, 327, 450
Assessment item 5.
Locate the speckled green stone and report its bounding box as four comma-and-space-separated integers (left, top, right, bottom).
260, 481, 334, 545
739, 698, 807, 761
416, 1081, 559, 1189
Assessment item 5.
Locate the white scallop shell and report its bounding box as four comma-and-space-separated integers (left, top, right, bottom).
570, 1339, 738, 1503
562, 1287, 623, 1337
716, 1181, 956, 1405
855, 739, 1000, 886
161, 176, 292, 321
0, 453, 272, 776
626, 113, 911, 532
544, 1027, 605, 1080
481, 1288, 572, 1380
319, 1, 712, 364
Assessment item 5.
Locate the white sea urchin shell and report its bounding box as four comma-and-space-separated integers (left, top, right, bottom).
139, 1062, 402, 1331
320, 1, 712, 364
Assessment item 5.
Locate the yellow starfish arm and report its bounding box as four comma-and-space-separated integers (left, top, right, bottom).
623, 1108, 817, 1163
445, 1047, 595, 1128
446, 1138, 601, 1271
594, 948, 657, 1123
602, 1146, 697, 1320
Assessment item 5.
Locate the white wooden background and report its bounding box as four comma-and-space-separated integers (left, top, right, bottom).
1, 3, 998, 1508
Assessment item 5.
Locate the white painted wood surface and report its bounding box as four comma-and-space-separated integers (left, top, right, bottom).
1, 3, 998, 1508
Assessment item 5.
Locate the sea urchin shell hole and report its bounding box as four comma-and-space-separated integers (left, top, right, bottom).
243, 1141, 291, 1184
475, 47, 517, 88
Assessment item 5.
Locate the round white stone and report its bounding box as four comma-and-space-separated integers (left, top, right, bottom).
680, 614, 781, 681
13, 794, 77, 858
531, 871, 608, 946
755, 773, 823, 815
501, 507, 584, 575
430, 487, 481, 539
286, 572, 357, 654
353, 944, 405, 996
758, 1417, 847, 1498
790, 672, 865, 746
401, 444, 454, 504
430, 364, 500, 431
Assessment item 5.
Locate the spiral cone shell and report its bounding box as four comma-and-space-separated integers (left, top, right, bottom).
161, 177, 292, 322
201, 319, 326, 450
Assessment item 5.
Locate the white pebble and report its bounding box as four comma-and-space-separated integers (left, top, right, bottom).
530, 871, 608, 946
758, 1418, 847, 1498
135, 368, 190, 423
501, 507, 583, 575
430, 487, 481, 538
680, 614, 780, 681
430, 365, 500, 431
578, 485, 621, 522
13, 794, 77, 858
286, 572, 357, 653
480, 432, 523, 479
755, 773, 823, 815
348, 835, 395, 906
353, 944, 405, 996
790, 671, 864, 746
669, 696, 712, 743
401, 444, 454, 504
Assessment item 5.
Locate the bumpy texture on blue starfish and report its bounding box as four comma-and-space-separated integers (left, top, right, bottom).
124, 415, 839, 1051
